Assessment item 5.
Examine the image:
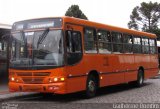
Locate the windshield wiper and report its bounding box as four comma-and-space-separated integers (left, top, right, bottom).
32, 28, 49, 65
37, 28, 49, 48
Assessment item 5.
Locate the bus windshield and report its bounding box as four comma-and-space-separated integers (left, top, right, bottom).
10, 30, 64, 69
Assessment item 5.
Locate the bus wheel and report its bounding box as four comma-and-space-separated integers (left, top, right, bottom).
86, 75, 97, 98
136, 69, 144, 87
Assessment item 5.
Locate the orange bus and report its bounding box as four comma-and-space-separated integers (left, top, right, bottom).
9, 17, 159, 98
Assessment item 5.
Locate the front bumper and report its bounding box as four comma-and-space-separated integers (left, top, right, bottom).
9, 82, 67, 94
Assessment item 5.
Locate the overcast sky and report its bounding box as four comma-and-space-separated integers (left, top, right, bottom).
0, 0, 159, 28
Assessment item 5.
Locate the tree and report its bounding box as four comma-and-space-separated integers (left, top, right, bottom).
151, 29, 160, 40
128, 1, 160, 39
65, 5, 88, 20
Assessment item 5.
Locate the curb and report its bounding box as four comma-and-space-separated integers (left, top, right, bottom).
0, 92, 39, 102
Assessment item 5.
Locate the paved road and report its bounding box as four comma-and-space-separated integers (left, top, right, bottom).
1, 77, 160, 109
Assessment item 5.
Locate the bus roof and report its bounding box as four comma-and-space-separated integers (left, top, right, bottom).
12, 16, 156, 38
62, 16, 156, 39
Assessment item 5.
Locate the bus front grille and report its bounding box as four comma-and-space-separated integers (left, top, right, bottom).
17, 72, 32, 76
16, 72, 50, 76
16, 72, 51, 84
22, 78, 44, 84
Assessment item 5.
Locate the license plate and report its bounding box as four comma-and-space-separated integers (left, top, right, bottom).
23, 85, 42, 91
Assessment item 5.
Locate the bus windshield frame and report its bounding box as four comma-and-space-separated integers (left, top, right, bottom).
10, 18, 64, 70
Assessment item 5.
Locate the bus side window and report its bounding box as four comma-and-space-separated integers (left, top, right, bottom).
66, 30, 82, 65
0, 42, 2, 51
84, 28, 97, 53
123, 34, 133, 53
142, 37, 149, 54
149, 39, 156, 54
133, 36, 142, 53
112, 32, 123, 53
97, 30, 112, 54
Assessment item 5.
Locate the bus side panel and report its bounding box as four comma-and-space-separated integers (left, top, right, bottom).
65, 54, 126, 93
105, 73, 125, 86
134, 54, 158, 79
85, 54, 125, 87
145, 54, 158, 79
66, 76, 86, 94
65, 55, 103, 93
150, 55, 159, 68
125, 71, 137, 82
145, 69, 158, 79
121, 54, 137, 82
108, 55, 125, 85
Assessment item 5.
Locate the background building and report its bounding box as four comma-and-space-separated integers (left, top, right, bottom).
0, 23, 11, 82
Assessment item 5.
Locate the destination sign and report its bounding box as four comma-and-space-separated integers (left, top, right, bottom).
12, 18, 62, 31
27, 22, 54, 29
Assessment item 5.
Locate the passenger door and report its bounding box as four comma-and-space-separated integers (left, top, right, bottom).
65, 24, 86, 93
65, 30, 82, 65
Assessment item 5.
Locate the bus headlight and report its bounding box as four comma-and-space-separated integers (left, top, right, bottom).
48, 77, 65, 83
11, 77, 15, 81
10, 77, 21, 83
54, 77, 58, 82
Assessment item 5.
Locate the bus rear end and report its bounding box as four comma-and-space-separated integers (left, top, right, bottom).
9, 18, 67, 94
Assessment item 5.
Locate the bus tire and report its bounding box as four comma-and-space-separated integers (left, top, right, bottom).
136, 69, 144, 87
85, 74, 97, 98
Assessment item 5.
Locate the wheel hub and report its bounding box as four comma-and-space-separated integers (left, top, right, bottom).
88, 80, 95, 92
139, 75, 143, 84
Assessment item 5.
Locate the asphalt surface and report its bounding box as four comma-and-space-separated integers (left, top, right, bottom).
1, 77, 160, 109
